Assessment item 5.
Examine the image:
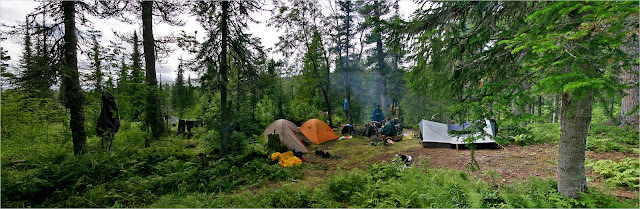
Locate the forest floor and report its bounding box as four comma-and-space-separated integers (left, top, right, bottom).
300, 130, 639, 201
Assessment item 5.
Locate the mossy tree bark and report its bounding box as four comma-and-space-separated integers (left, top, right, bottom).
142, 1, 166, 144
62, 1, 87, 155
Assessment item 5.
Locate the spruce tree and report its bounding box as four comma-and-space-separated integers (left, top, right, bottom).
90, 36, 103, 93
61, 1, 87, 155
360, 0, 392, 115
270, 0, 333, 126
141, 1, 167, 141
172, 60, 187, 116
188, 1, 265, 155
129, 31, 146, 122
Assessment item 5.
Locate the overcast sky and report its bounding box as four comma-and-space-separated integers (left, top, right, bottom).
0, 0, 420, 85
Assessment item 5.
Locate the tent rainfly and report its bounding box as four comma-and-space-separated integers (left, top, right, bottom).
264, 119, 310, 153
418, 119, 496, 145
300, 119, 338, 144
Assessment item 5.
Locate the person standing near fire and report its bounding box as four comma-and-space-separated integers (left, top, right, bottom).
371, 104, 385, 123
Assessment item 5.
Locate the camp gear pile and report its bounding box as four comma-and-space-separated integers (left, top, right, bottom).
341, 124, 354, 135
314, 150, 342, 159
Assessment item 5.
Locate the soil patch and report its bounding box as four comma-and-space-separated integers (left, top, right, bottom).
370, 142, 638, 200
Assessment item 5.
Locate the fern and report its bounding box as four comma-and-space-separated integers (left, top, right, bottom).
586, 158, 640, 190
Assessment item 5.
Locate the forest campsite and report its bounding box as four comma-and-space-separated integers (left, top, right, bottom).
1, 0, 639, 208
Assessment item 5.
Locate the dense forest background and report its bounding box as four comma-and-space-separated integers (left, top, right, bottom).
1, 1, 638, 208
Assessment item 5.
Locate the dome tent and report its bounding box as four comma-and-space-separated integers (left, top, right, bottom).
264, 119, 310, 153
300, 119, 339, 144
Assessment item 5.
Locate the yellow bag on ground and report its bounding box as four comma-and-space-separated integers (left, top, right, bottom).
270, 151, 302, 167
402, 132, 415, 141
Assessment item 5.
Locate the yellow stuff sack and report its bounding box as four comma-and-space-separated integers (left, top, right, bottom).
270, 151, 302, 167
402, 132, 415, 141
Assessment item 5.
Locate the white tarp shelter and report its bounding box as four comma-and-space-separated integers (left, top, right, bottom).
418, 119, 496, 145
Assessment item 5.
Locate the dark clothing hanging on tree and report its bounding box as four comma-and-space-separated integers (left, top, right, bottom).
186, 120, 196, 132
96, 90, 120, 136
96, 90, 120, 150
178, 119, 204, 134
178, 120, 186, 133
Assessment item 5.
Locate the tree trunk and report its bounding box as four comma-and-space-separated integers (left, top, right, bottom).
345, 1, 353, 126
618, 76, 639, 126
323, 49, 333, 127
552, 94, 559, 123
521, 81, 529, 115
142, 1, 166, 144
513, 101, 522, 115
529, 99, 534, 115
599, 96, 618, 124
326, 70, 332, 128
62, 1, 87, 155
307, 35, 334, 128
537, 96, 542, 116
93, 39, 102, 93
277, 74, 284, 118
251, 86, 256, 122
617, 38, 639, 127
609, 98, 614, 119
236, 73, 241, 113
219, 1, 230, 155
375, 6, 388, 117
347, 81, 353, 125
379, 73, 388, 117
557, 90, 593, 198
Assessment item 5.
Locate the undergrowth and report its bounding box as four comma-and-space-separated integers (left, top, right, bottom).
1, 121, 301, 208
496, 122, 637, 154
153, 160, 636, 208
586, 158, 640, 190
586, 124, 639, 154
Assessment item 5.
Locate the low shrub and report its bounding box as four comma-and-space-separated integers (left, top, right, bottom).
499, 123, 559, 146
326, 169, 369, 202
499, 177, 633, 208
528, 123, 561, 144
586, 158, 640, 190
586, 124, 638, 153
494, 119, 532, 145
499, 122, 637, 152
